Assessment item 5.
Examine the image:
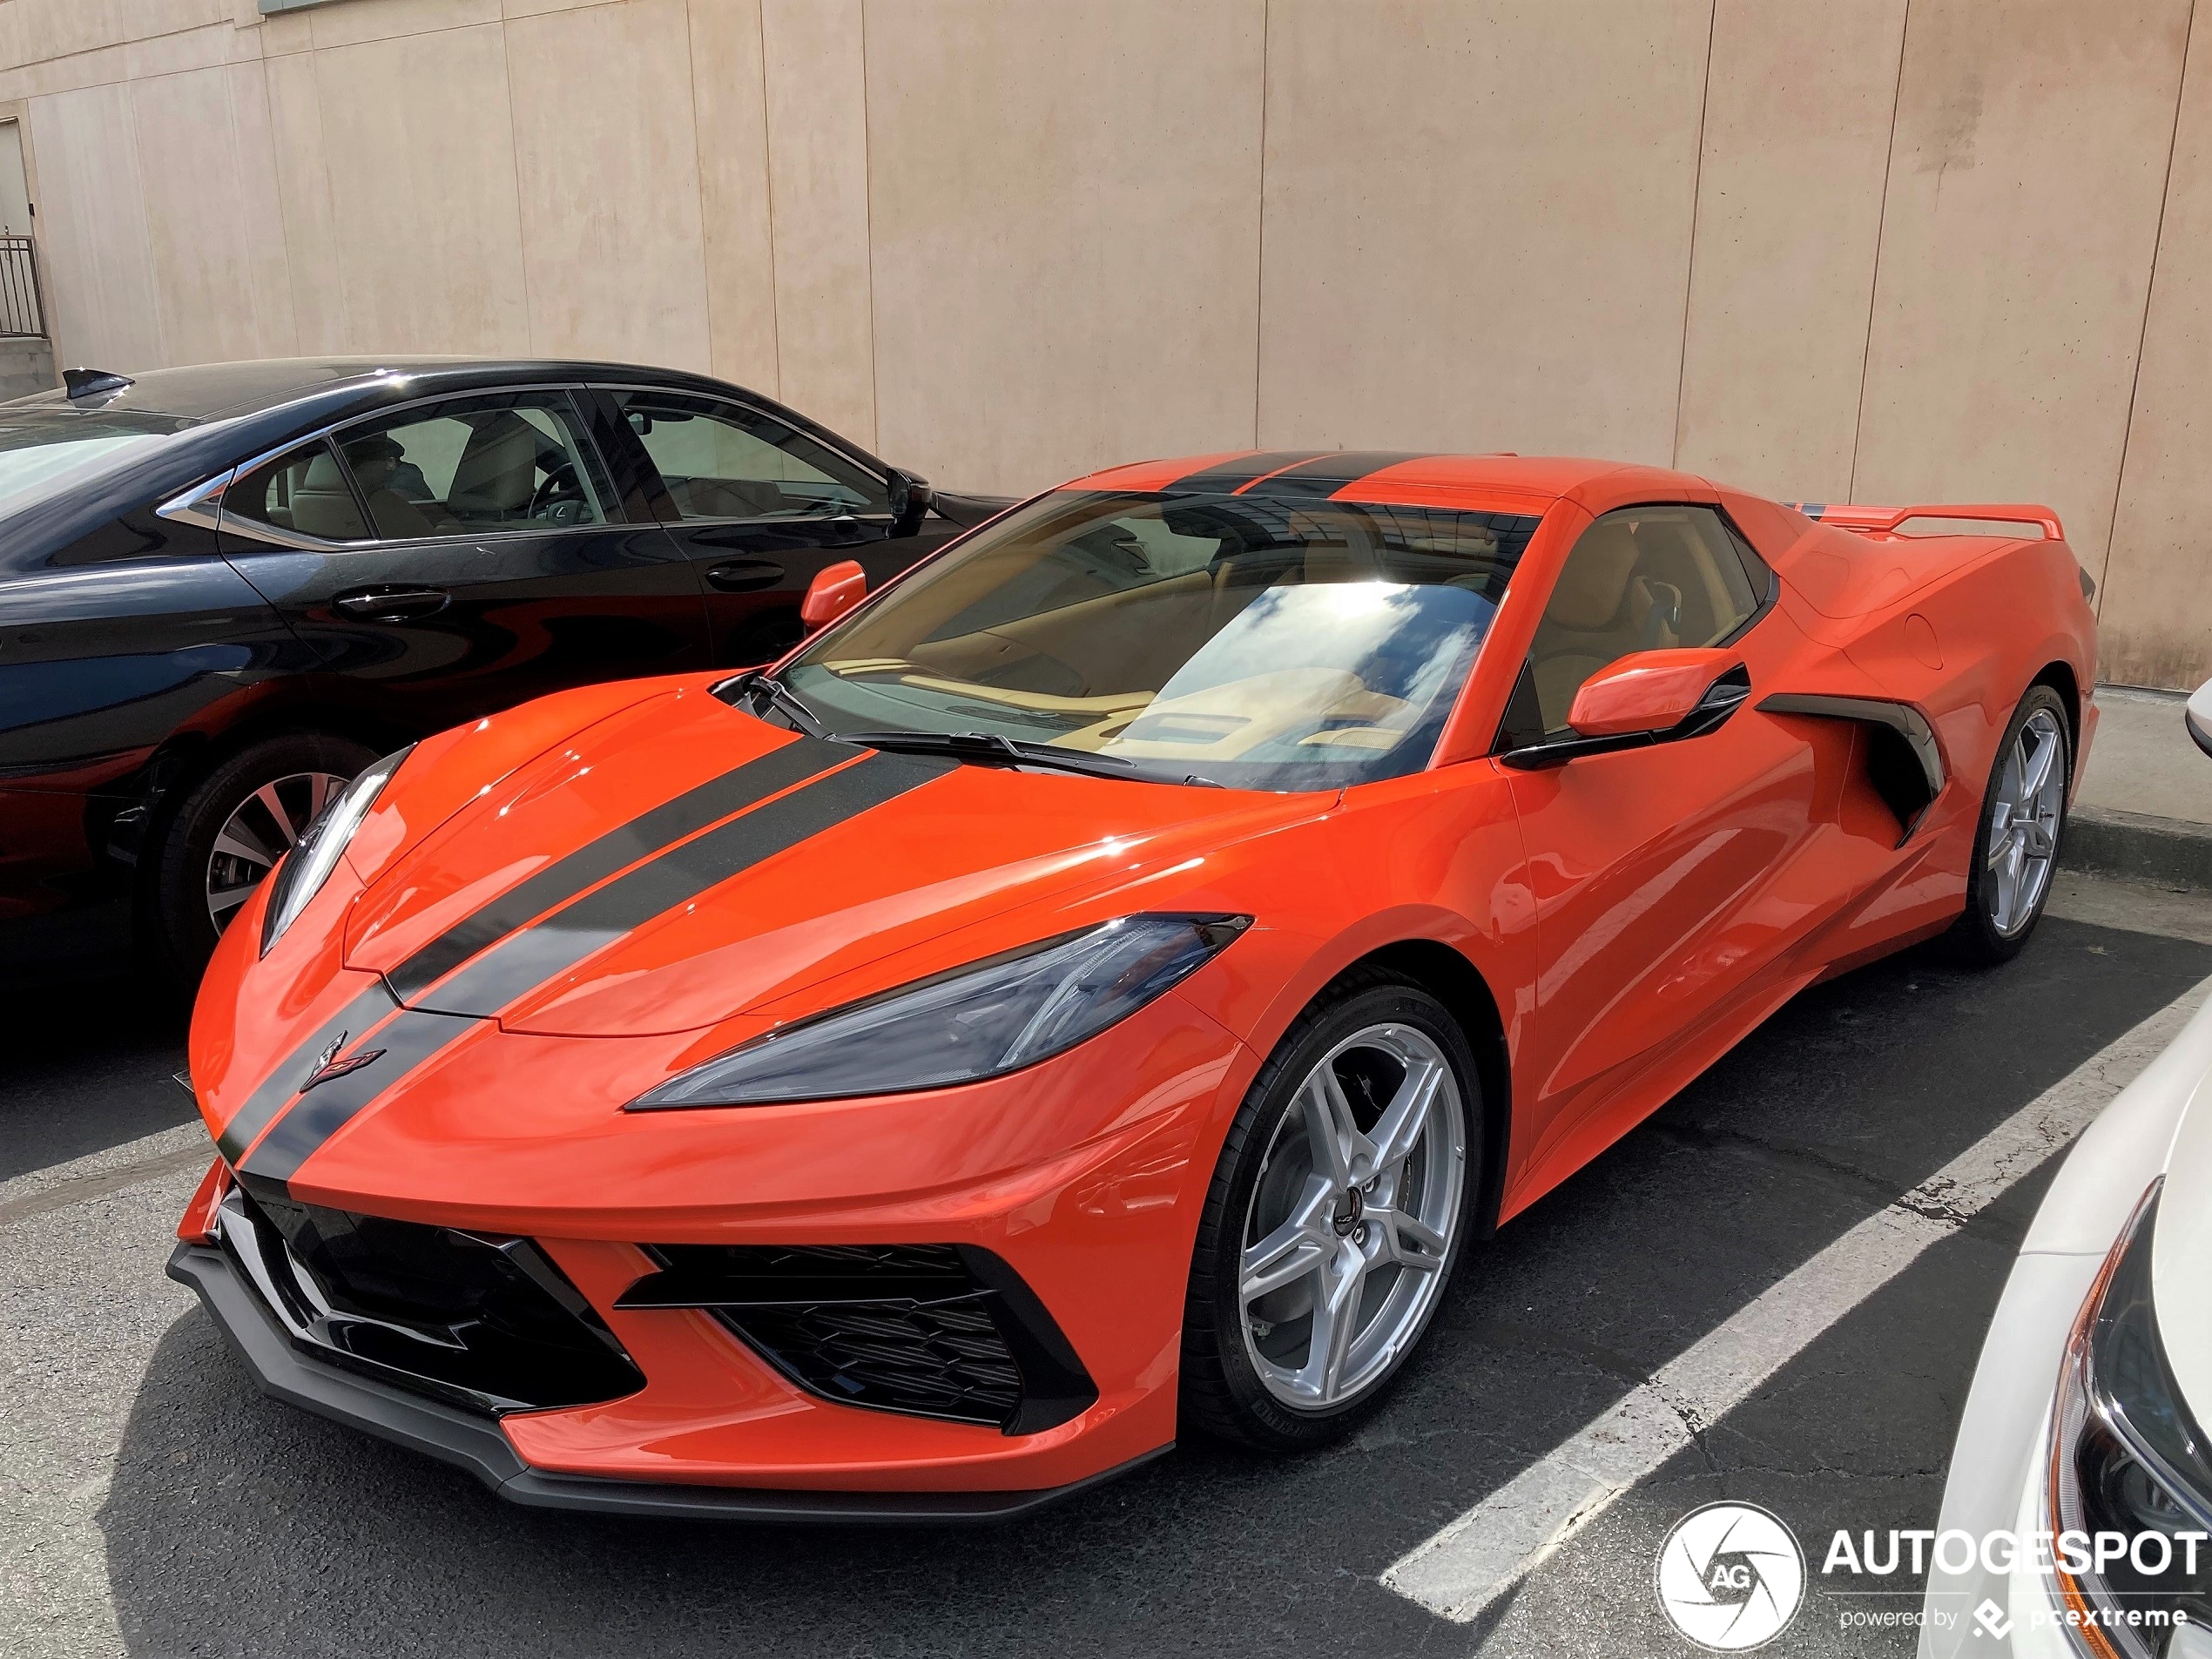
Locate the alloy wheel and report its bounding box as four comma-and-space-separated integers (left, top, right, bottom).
1984, 707, 2066, 937
1238, 1023, 1466, 1410
205, 771, 351, 932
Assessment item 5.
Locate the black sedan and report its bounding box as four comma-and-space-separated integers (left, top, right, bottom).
0, 357, 1011, 981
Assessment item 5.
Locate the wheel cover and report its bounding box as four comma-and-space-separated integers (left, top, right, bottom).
1984, 708, 2066, 938
205, 771, 352, 932
1238, 1023, 1466, 1411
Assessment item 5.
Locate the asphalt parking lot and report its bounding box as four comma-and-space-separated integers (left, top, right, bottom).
7, 868, 2212, 1659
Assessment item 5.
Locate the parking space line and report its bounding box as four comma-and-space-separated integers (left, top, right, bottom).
1380, 974, 2212, 1624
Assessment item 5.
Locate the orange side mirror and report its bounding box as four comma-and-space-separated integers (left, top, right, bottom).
800, 560, 867, 630
1567, 647, 1743, 738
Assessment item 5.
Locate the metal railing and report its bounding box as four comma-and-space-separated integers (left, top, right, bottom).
0, 235, 46, 339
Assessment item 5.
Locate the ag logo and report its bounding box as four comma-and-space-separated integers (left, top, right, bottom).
1654, 1502, 1804, 1651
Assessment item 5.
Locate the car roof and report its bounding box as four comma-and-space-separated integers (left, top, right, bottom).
3, 355, 776, 422
1068, 449, 1710, 511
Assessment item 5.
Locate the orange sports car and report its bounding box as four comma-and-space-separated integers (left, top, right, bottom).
171, 449, 2098, 1518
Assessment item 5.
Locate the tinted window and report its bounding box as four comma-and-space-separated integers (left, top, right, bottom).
615, 392, 889, 521
334, 392, 610, 540
783, 490, 1542, 791
226, 438, 370, 542
1523, 504, 1765, 735
0, 409, 192, 518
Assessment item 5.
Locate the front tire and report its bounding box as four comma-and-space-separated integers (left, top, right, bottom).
1947, 684, 2071, 965
1181, 970, 1480, 1450
151, 732, 377, 980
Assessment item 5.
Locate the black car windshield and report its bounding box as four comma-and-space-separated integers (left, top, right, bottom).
781, 489, 1544, 791
0, 409, 195, 516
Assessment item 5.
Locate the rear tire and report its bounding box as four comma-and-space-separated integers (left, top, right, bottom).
1946, 684, 2071, 966
151, 732, 377, 981
1180, 968, 1480, 1450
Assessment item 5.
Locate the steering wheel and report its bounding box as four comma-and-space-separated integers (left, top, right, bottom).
529, 462, 588, 520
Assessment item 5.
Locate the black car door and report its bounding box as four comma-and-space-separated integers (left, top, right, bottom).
214, 388, 712, 732
593, 387, 950, 665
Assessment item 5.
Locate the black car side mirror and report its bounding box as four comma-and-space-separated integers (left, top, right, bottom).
887, 468, 934, 537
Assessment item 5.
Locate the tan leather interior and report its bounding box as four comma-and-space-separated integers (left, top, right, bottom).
292, 450, 367, 541
1544, 519, 1642, 629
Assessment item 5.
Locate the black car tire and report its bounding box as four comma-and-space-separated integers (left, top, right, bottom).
151, 732, 378, 980
1946, 683, 2073, 967
1180, 968, 1480, 1451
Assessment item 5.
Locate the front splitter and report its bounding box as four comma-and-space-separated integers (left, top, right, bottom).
168, 1241, 1165, 1522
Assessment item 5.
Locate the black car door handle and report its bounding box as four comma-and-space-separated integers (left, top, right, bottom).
704, 559, 786, 593
334, 585, 450, 622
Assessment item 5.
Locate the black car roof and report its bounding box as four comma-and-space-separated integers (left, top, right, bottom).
4, 355, 798, 424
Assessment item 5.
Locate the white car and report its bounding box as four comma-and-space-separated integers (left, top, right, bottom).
1920, 681, 2212, 1659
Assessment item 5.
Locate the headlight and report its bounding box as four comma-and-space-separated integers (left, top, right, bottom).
628, 913, 1250, 1109
259, 745, 414, 954
2045, 1178, 2212, 1656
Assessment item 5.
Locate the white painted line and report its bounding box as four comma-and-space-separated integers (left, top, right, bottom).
1381, 974, 2212, 1624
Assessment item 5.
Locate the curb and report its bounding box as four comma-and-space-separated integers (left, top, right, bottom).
2063, 806, 2212, 892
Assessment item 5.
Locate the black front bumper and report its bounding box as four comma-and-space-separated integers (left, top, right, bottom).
169, 1241, 1161, 1523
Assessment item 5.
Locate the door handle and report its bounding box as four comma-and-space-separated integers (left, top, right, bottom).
705, 559, 785, 593
334, 585, 450, 622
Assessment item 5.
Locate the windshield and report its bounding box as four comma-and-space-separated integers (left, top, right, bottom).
0, 409, 193, 516
781, 489, 1543, 790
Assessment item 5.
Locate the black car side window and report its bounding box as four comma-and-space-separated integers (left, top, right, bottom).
331, 392, 613, 541
226, 439, 371, 543
612, 391, 891, 522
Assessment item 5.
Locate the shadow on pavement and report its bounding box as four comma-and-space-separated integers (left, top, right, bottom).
96, 918, 2212, 1656
1, 969, 191, 1183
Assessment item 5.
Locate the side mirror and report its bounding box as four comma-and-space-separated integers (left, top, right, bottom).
887, 468, 934, 538
1568, 648, 1744, 738
800, 559, 867, 631
2189, 678, 2212, 759
1502, 647, 1750, 771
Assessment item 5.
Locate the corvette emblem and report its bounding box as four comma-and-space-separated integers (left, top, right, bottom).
300, 1032, 384, 1093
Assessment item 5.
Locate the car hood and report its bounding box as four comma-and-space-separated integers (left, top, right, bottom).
340, 682, 1328, 1038
2154, 1047, 2212, 1434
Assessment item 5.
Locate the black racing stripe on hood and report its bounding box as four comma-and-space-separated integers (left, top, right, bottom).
1242, 451, 1433, 500
386, 735, 853, 1004
215, 981, 399, 1165
241, 1008, 483, 1184
412, 750, 959, 1019
1161, 452, 1325, 494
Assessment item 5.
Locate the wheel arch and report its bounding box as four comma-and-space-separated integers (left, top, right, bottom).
2030, 658, 2081, 758
1339, 937, 1513, 1238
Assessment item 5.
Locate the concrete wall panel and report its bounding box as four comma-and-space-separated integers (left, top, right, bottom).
1257, 0, 1712, 462
1675, 0, 1905, 499
2102, 10, 2212, 690
686, 0, 780, 395
131, 65, 295, 366
506, 0, 711, 367
863, 0, 1264, 495
308, 23, 529, 354
260, 49, 349, 352
25, 81, 164, 371
1852, 0, 2189, 584
759, 0, 874, 445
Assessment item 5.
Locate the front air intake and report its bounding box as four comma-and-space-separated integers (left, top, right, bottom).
617, 1243, 1097, 1435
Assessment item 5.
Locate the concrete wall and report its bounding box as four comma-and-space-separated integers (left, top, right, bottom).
0, 332, 55, 399
1, 0, 2206, 685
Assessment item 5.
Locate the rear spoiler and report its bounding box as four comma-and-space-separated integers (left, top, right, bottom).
1784, 502, 2066, 541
